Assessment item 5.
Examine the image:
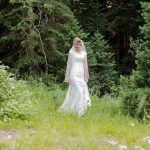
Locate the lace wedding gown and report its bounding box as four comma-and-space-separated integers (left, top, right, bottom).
59, 49, 91, 117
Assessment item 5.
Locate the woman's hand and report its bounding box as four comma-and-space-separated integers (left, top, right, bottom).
68, 80, 71, 84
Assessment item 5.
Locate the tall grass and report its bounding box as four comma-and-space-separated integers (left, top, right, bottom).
0, 83, 150, 150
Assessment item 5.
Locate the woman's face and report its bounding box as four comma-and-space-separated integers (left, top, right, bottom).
74, 42, 82, 52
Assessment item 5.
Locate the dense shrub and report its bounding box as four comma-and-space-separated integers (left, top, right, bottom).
119, 75, 150, 120
0, 64, 33, 121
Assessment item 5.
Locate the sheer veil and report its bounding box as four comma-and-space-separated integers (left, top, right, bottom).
81, 40, 86, 52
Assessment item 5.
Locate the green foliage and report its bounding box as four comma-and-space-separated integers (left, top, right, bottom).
89, 31, 117, 96
119, 2, 150, 120
106, 0, 146, 74
0, 64, 33, 121
119, 75, 150, 120
1, 84, 150, 149
71, 0, 107, 34
71, 0, 147, 74
0, 0, 87, 82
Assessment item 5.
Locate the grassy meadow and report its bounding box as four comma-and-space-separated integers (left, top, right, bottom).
0, 84, 150, 150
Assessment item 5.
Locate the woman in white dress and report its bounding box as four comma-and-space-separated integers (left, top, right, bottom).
59, 37, 91, 117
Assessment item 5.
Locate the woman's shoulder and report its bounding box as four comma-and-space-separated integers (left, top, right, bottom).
69, 50, 87, 56
83, 50, 87, 56
68, 50, 73, 55
69, 50, 72, 54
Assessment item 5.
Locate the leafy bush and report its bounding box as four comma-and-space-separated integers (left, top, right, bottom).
119, 75, 150, 120
0, 64, 33, 121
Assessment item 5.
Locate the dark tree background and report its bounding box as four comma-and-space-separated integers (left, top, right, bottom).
0, 0, 149, 96
70, 0, 149, 74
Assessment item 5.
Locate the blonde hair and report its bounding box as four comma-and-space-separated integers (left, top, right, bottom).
73, 37, 81, 45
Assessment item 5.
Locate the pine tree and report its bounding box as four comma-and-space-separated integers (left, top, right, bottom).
89, 31, 117, 96
106, 0, 145, 74
0, 0, 87, 82
120, 2, 150, 120
136, 2, 150, 87
70, 0, 107, 35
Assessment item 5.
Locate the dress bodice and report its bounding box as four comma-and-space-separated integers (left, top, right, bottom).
71, 50, 86, 64
64, 49, 89, 83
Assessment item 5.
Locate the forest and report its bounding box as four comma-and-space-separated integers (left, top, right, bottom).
0, 0, 150, 149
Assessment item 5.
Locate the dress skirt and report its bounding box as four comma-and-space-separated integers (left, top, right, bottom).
59, 61, 91, 117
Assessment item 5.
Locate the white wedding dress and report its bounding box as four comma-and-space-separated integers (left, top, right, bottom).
59, 47, 91, 117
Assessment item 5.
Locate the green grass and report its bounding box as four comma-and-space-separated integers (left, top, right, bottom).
0, 84, 150, 150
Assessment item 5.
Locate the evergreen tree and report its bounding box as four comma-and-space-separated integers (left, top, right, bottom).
89, 31, 117, 96
106, 0, 144, 74
71, 0, 149, 74
0, 0, 87, 82
120, 2, 150, 120
70, 0, 107, 35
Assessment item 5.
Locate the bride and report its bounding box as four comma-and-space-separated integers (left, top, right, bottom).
59, 37, 91, 117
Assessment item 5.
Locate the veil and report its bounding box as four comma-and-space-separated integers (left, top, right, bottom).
69, 40, 86, 53
64, 39, 89, 83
